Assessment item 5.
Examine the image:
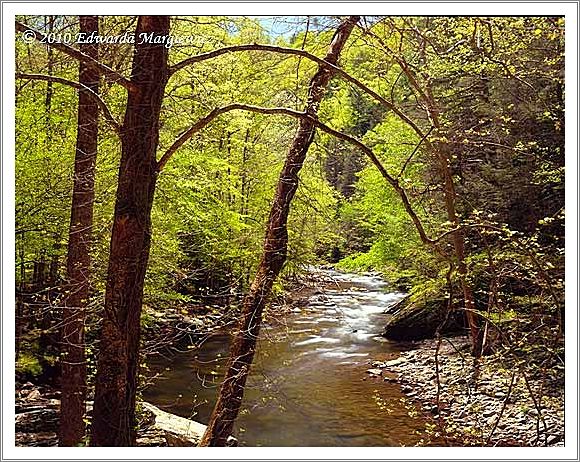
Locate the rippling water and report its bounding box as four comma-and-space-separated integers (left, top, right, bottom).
144, 269, 430, 446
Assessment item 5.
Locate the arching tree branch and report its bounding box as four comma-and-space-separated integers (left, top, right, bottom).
16, 73, 121, 133
157, 103, 435, 247
156, 104, 305, 172
169, 44, 426, 140
15, 21, 136, 92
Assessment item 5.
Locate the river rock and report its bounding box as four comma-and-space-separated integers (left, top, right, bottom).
24, 389, 42, 401
384, 357, 405, 367
16, 404, 59, 434
486, 415, 498, 426
366, 368, 382, 376
383, 298, 465, 341
547, 434, 561, 445
383, 296, 410, 315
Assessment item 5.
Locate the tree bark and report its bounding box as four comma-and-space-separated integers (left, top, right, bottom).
90, 15, 169, 447
437, 143, 483, 357
199, 16, 359, 447
59, 15, 99, 447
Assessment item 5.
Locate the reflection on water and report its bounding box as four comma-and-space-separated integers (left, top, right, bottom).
144, 269, 428, 446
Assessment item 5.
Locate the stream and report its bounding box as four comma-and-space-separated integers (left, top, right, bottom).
144, 269, 429, 446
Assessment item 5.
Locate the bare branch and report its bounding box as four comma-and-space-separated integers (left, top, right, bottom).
483, 53, 535, 91
398, 125, 434, 178
16, 73, 121, 134
15, 21, 136, 92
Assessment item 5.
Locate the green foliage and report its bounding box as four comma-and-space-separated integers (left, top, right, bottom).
14, 16, 564, 373
16, 352, 43, 377
15, 16, 340, 310
15, 80, 77, 273
332, 114, 431, 282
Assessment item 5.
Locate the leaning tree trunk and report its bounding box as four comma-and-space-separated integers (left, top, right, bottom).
59, 15, 99, 447
438, 143, 483, 357
90, 15, 169, 447
199, 15, 360, 447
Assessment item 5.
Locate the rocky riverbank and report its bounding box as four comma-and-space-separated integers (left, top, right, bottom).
141, 305, 239, 356
366, 336, 564, 447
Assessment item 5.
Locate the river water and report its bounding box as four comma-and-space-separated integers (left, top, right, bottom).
144, 269, 429, 446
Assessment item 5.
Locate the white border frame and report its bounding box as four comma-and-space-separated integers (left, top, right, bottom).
2, 2, 578, 460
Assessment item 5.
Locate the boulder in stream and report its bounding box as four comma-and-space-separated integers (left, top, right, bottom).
383, 298, 465, 341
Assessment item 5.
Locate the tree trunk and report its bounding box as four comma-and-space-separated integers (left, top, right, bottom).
90, 15, 169, 447
371, 21, 484, 358
199, 16, 359, 447
59, 15, 99, 447
438, 143, 483, 357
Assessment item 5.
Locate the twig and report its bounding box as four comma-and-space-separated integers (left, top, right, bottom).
485, 369, 517, 445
